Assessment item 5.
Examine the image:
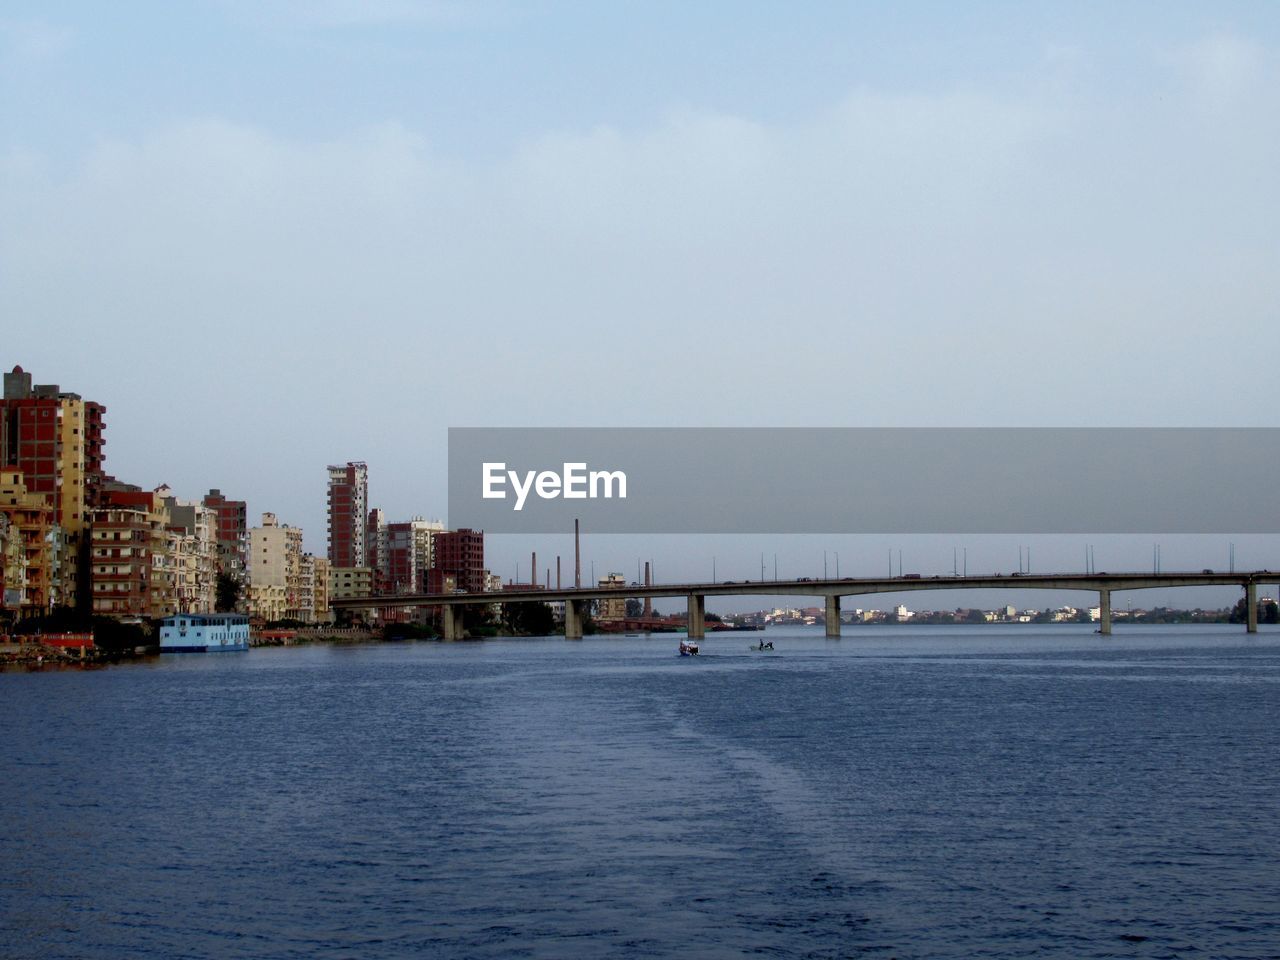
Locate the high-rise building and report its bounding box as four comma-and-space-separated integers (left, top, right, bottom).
0, 468, 54, 616
89, 488, 173, 618
0, 513, 27, 612
247, 512, 304, 622
431, 528, 485, 594
385, 517, 444, 594
1, 365, 106, 534
327, 462, 367, 569
366, 506, 388, 592
159, 487, 217, 614
202, 488, 248, 586
301, 554, 330, 623
2, 365, 107, 612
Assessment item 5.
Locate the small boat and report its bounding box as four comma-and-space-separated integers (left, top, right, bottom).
679, 639, 699, 656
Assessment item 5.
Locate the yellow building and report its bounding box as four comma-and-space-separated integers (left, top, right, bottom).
1, 513, 29, 613
247, 512, 304, 622
329, 566, 373, 600
0, 469, 54, 616
596, 572, 628, 622
304, 554, 331, 623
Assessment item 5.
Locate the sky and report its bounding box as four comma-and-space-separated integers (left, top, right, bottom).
3, 2, 1279, 612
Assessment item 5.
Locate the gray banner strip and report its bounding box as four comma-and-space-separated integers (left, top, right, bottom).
448, 428, 1280, 534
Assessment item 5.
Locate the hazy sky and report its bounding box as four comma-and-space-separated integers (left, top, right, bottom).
4, 2, 1279, 609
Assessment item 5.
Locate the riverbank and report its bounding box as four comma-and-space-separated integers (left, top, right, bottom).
0, 640, 154, 668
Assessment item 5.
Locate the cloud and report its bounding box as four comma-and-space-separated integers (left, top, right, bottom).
1182, 31, 1266, 107
0, 17, 72, 63
216, 0, 507, 30
3, 38, 1280, 541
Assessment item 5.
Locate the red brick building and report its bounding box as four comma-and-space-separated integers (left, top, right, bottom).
431, 528, 485, 594
1, 365, 107, 534
89, 489, 172, 618
202, 488, 247, 581
326, 462, 368, 569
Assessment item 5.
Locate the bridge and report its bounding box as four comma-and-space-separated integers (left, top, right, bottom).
330, 570, 1278, 640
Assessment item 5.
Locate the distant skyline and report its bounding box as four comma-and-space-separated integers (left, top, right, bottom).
4, 2, 1279, 607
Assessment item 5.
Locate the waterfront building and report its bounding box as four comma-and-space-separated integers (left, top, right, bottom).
1, 365, 107, 535
425, 568, 458, 594
2, 366, 109, 612
158, 613, 250, 653
159, 487, 217, 614
431, 528, 485, 594
0, 470, 53, 616
596, 572, 627, 622
247, 512, 304, 622
0, 514, 24, 611
298, 554, 315, 622
385, 517, 445, 594
306, 554, 331, 623
366, 507, 388, 592
329, 565, 373, 600
89, 487, 173, 618
327, 462, 368, 569
202, 488, 248, 587
48, 526, 79, 611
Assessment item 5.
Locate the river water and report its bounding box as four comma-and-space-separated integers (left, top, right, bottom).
3, 625, 1279, 958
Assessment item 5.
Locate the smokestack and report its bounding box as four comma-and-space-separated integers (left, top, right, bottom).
557, 556, 561, 590
643, 561, 652, 617
574, 519, 581, 588
532, 551, 537, 588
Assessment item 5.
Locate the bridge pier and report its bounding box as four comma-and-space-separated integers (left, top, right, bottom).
825, 595, 841, 638
442, 605, 461, 641
1099, 590, 1111, 635
1247, 581, 1258, 633
564, 598, 584, 640
687, 594, 705, 639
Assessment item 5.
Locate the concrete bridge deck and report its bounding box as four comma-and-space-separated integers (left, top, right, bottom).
331, 570, 1276, 640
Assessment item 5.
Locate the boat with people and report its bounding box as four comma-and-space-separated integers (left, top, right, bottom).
679, 639, 699, 656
